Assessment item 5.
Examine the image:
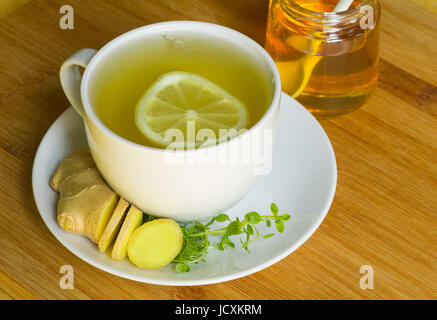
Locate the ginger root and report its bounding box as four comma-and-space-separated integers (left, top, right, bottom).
127, 219, 183, 269
51, 149, 184, 270
50, 148, 119, 243
50, 149, 96, 191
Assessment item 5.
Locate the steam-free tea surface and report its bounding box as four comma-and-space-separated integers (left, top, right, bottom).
90, 33, 272, 148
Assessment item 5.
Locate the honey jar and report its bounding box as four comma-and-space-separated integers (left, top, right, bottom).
265, 0, 381, 117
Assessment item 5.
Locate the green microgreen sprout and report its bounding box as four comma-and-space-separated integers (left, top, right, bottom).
172, 203, 290, 273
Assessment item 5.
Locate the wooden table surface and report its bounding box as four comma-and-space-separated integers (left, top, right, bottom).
0, 0, 436, 300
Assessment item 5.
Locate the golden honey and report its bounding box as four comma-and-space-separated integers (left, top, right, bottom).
265, 0, 380, 117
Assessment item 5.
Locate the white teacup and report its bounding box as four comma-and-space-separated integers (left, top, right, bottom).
60, 21, 281, 221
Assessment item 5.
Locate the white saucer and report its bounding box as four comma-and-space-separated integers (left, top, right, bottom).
32, 92, 336, 286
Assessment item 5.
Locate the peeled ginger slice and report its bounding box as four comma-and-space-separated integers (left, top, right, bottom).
127, 219, 183, 269
98, 198, 130, 252
111, 206, 143, 261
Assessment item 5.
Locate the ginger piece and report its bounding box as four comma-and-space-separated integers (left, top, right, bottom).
111, 206, 143, 261
98, 198, 130, 253
51, 149, 119, 243
50, 148, 95, 191
127, 219, 183, 269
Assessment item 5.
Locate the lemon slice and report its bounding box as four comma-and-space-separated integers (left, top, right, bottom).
135, 71, 248, 149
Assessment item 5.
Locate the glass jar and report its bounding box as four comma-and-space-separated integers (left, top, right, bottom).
265, 0, 381, 118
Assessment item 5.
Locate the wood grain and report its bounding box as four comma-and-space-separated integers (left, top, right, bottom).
0, 0, 436, 299
0, 0, 30, 19
411, 0, 437, 14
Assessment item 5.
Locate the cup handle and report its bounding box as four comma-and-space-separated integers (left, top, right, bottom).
60, 48, 98, 117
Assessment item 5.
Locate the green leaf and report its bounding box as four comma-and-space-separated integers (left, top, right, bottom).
276, 220, 285, 233
226, 238, 235, 248
281, 214, 291, 221
245, 212, 261, 224
271, 203, 279, 215
262, 233, 275, 238
193, 222, 202, 229
205, 217, 215, 227
266, 220, 272, 227
240, 239, 250, 253
175, 263, 190, 273
215, 214, 230, 223
246, 224, 254, 235
144, 214, 156, 222
226, 221, 242, 236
